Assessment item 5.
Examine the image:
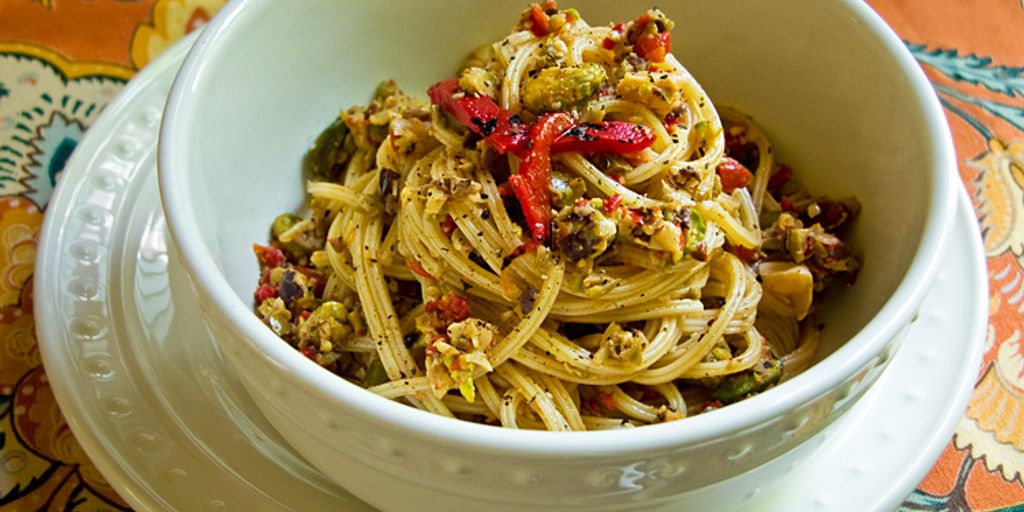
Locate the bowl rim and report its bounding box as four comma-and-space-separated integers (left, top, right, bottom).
159, 0, 957, 456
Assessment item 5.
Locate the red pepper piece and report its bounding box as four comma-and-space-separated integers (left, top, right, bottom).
780, 195, 796, 212
427, 79, 529, 156
551, 121, 655, 155
767, 164, 793, 194
496, 182, 515, 197
602, 22, 626, 50
603, 194, 623, 214
700, 400, 724, 413
528, 4, 550, 37
425, 292, 471, 323
446, 294, 471, 323
406, 259, 435, 280
503, 238, 542, 261
599, 391, 617, 410
724, 128, 745, 155
441, 214, 457, 238
300, 345, 319, 361
732, 245, 758, 263
633, 13, 653, 30
510, 112, 574, 241
819, 200, 853, 230
425, 336, 445, 357
635, 32, 671, 63
663, 110, 682, 129
627, 207, 645, 225
640, 386, 661, 401
253, 243, 286, 268
255, 283, 278, 302
716, 157, 753, 194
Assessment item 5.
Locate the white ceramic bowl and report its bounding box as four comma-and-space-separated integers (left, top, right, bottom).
159, 1, 956, 510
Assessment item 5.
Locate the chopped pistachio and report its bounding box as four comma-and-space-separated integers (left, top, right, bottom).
302, 116, 351, 180
711, 359, 783, 404
522, 63, 607, 113
458, 66, 500, 99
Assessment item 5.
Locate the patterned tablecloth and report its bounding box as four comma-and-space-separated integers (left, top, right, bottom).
1, 1, 1023, 510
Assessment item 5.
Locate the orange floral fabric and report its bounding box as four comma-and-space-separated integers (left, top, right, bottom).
867, 1, 1024, 510
0, 1, 1022, 510
0, 1, 223, 509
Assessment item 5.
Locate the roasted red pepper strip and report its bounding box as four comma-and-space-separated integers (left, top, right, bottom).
427, 79, 529, 156
510, 112, 574, 241
716, 157, 753, 194
551, 122, 655, 154
429, 79, 656, 157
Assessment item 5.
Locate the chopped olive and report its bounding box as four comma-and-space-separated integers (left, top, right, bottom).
278, 269, 315, 311
379, 169, 401, 215
403, 332, 419, 347
552, 202, 618, 264
519, 285, 539, 315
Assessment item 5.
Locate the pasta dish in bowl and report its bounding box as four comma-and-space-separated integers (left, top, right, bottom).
250, 4, 861, 431
159, 1, 956, 510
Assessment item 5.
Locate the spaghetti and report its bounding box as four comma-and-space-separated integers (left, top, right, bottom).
252, 3, 861, 431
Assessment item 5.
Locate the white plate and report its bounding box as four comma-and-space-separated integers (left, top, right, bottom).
35, 33, 987, 512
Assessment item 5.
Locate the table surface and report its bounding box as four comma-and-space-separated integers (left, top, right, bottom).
1, 1, 1022, 510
